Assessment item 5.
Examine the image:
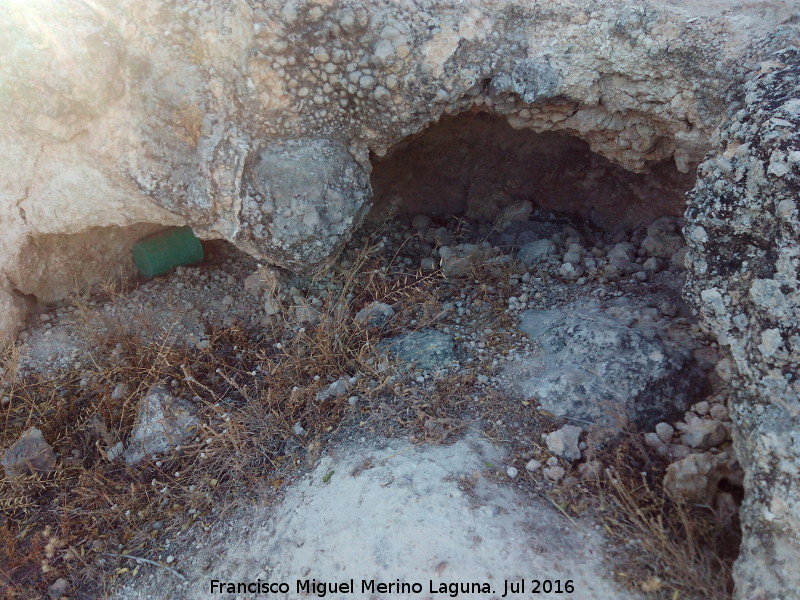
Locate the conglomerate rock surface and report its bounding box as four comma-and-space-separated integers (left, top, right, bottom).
1, 2, 799, 598
0, 0, 793, 344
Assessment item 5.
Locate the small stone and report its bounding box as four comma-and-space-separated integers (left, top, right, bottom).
1, 428, 56, 478
48, 578, 69, 600
544, 465, 565, 481
123, 387, 199, 466
525, 459, 542, 472
354, 302, 395, 328
545, 425, 582, 461
221, 294, 234, 306
681, 419, 729, 449
655, 422, 674, 443
693, 401, 710, 415
506, 466, 518, 479
293, 421, 307, 437
165, 555, 175, 564
518, 239, 556, 265
106, 441, 125, 461
577, 460, 603, 481
709, 403, 729, 421
412, 214, 432, 231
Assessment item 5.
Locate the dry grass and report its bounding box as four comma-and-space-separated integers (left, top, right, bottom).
579, 431, 740, 600
0, 236, 740, 600
0, 240, 449, 598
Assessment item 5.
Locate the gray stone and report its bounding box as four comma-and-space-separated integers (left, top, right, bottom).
684, 47, 800, 599
380, 329, 458, 371
641, 216, 685, 259
1, 427, 56, 478
239, 138, 371, 272
663, 450, 739, 505
503, 298, 706, 429
677, 417, 729, 449
545, 425, 582, 461
355, 302, 395, 328
518, 239, 556, 265
123, 387, 199, 466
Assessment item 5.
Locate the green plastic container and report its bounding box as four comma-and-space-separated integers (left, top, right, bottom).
132, 226, 204, 279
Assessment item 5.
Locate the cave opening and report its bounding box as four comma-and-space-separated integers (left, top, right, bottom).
368, 111, 697, 233
360, 109, 742, 577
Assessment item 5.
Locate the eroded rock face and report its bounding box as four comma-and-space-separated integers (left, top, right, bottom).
237, 138, 371, 271
685, 46, 800, 600
1, 0, 791, 343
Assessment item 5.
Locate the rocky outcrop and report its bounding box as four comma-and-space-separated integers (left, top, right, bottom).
685, 46, 800, 600
1, 0, 792, 343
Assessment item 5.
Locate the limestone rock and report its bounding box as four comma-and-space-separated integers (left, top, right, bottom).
684, 46, 800, 600
123, 387, 199, 466
504, 297, 706, 429
663, 450, 738, 505
354, 302, 395, 328
1, 428, 56, 478
518, 239, 557, 265
381, 329, 458, 371
238, 139, 371, 271
545, 425, 582, 461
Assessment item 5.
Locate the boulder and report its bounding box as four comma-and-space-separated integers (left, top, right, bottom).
503, 298, 707, 430
684, 47, 800, 599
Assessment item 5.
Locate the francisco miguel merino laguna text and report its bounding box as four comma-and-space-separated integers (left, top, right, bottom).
209, 578, 575, 597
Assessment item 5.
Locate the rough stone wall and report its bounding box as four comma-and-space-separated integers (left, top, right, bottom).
0, 1, 799, 596
685, 45, 800, 600
2, 0, 791, 348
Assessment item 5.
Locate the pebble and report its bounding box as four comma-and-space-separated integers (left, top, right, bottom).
506, 466, 518, 479
525, 459, 542, 472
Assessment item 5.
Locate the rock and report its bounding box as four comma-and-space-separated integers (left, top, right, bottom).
518, 239, 557, 265
438, 244, 498, 277
354, 302, 395, 328
493, 200, 533, 232
380, 329, 458, 371
641, 217, 685, 259
606, 243, 641, 275
1, 428, 56, 478
316, 377, 352, 401
503, 298, 706, 430
506, 466, 518, 479
677, 418, 729, 449
525, 459, 542, 472
106, 441, 125, 462
663, 450, 738, 505
48, 578, 69, 600
239, 138, 370, 272
545, 425, 582, 461
123, 387, 199, 466
644, 432, 667, 453
642, 257, 664, 277
655, 422, 674, 443
544, 465, 565, 482
293, 421, 307, 437
558, 262, 584, 280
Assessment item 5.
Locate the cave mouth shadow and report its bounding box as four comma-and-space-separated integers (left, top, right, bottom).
367, 111, 697, 234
